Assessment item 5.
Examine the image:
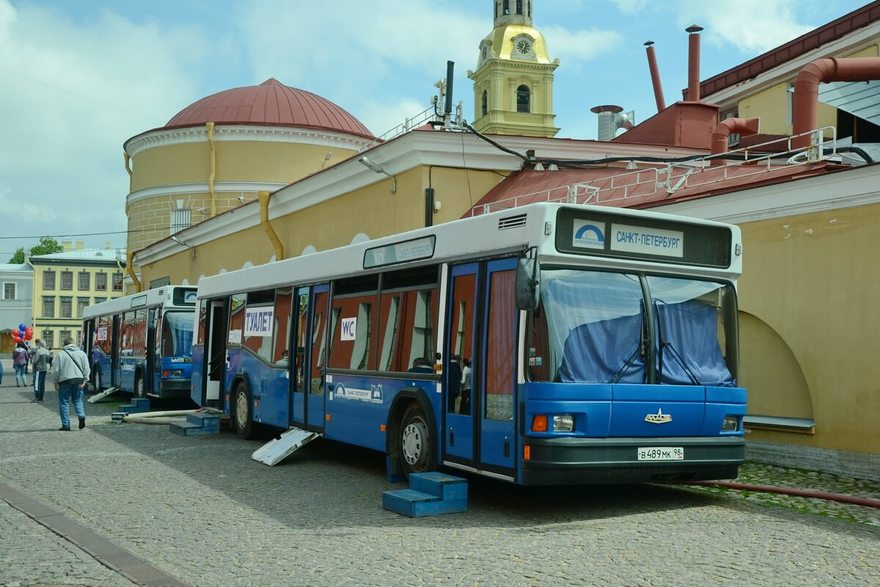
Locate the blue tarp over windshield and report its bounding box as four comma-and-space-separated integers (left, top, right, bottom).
655, 300, 735, 386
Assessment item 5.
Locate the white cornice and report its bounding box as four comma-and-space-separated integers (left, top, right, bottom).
126, 182, 288, 205
648, 164, 880, 224
133, 129, 707, 265
125, 125, 373, 157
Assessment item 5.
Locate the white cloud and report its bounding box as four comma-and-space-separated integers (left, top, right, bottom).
677, 0, 813, 53
611, 0, 651, 16
542, 25, 624, 67
0, 0, 210, 252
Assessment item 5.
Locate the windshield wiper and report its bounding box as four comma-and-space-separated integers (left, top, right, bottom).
608, 344, 642, 384
660, 340, 700, 385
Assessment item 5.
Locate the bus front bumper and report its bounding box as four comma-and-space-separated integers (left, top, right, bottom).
520, 436, 745, 486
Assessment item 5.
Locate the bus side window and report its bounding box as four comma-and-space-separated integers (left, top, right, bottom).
310, 291, 329, 394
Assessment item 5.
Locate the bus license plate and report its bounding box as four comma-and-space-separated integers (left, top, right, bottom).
637, 447, 684, 461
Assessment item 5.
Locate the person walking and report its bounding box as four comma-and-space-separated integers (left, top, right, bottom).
31, 340, 52, 402
52, 336, 89, 431
12, 342, 29, 387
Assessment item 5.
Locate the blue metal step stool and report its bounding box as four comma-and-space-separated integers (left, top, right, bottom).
382, 472, 468, 517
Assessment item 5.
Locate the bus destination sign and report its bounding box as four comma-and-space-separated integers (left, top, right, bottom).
363, 235, 436, 269
557, 208, 731, 268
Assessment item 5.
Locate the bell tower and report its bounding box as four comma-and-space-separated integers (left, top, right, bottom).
467, 0, 559, 137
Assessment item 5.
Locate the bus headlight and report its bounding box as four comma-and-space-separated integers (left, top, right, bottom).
553, 414, 574, 433
721, 415, 740, 432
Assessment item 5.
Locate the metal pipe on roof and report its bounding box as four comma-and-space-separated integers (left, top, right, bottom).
644, 41, 666, 112
686, 25, 703, 102
791, 57, 880, 149
710, 117, 760, 166
259, 191, 284, 261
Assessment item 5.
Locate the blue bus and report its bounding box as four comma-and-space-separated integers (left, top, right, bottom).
82, 285, 197, 400
192, 203, 745, 484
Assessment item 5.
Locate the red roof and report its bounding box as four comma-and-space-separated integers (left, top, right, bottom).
164, 78, 374, 139
465, 161, 843, 217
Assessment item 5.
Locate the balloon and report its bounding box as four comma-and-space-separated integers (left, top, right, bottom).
18, 323, 26, 331
25, 326, 33, 336
24, 331, 33, 341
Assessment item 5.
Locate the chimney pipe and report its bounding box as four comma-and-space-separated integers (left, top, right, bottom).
644, 41, 666, 112
591, 105, 623, 141
686, 25, 703, 102
792, 57, 880, 149
710, 117, 760, 166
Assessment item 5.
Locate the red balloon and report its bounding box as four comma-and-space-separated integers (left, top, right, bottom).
24, 331, 33, 340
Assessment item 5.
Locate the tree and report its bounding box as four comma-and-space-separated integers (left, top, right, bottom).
8, 237, 63, 263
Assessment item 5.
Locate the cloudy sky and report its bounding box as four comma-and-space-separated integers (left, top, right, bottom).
0, 0, 869, 259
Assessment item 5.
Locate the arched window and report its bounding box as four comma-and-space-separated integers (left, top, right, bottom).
516, 85, 530, 113
482, 90, 488, 116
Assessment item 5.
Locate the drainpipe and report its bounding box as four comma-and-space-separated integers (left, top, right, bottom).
126, 250, 141, 292
685, 25, 703, 102
258, 191, 284, 261
123, 152, 132, 177
644, 41, 666, 112
207, 122, 217, 216
792, 57, 880, 149
710, 117, 760, 166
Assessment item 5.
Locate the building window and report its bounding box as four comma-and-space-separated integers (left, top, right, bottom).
61, 270, 73, 290
94, 296, 107, 304
59, 329, 72, 345
3, 282, 14, 300
60, 297, 72, 318
171, 208, 192, 233
150, 276, 171, 288
112, 272, 124, 292
42, 330, 54, 349
96, 272, 107, 291
42, 296, 55, 318
482, 90, 488, 116
503, 0, 509, 15
78, 271, 90, 290
43, 270, 56, 290
516, 0, 523, 15
77, 297, 90, 318
516, 85, 530, 113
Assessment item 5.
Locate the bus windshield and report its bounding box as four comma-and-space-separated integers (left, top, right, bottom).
162, 311, 194, 357
527, 269, 736, 386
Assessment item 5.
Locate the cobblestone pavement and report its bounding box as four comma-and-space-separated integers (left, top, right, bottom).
1, 372, 878, 586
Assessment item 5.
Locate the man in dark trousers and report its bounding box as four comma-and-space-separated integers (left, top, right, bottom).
52, 337, 90, 431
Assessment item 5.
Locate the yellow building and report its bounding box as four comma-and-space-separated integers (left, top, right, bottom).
28, 244, 126, 349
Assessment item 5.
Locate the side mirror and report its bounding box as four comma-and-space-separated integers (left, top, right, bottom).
515, 257, 541, 311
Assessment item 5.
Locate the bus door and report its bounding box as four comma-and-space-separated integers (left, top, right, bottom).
146, 307, 158, 393
110, 315, 121, 388
444, 259, 518, 477
203, 300, 228, 407
295, 284, 328, 433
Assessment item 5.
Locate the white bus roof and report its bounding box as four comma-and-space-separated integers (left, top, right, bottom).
197, 203, 742, 299
82, 285, 196, 320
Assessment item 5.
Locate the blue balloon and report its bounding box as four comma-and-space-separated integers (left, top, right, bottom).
18, 323, 26, 331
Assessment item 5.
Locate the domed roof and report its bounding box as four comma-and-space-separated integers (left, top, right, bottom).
164, 78, 374, 139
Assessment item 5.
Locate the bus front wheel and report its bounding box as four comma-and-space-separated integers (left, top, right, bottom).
232, 383, 254, 439
399, 403, 434, 478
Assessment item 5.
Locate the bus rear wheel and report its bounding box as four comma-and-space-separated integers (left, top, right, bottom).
400, 403, 434, 478
232, 383, 254, 439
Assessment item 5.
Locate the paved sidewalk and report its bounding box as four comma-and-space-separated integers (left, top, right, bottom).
1, 361, 878, 586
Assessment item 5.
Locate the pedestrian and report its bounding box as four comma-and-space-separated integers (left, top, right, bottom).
12, 342, 29, 387
31, 340, 52, 402
52, 336, 90, 431
459, 357, 472, 415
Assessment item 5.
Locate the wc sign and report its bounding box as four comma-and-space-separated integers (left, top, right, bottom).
341, 317, 357, 341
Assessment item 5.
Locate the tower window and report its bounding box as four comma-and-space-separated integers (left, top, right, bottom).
482, 90, 488, 116
503, 0, 509, 15
516, 0, 523, 15
516, 85, 530, 113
